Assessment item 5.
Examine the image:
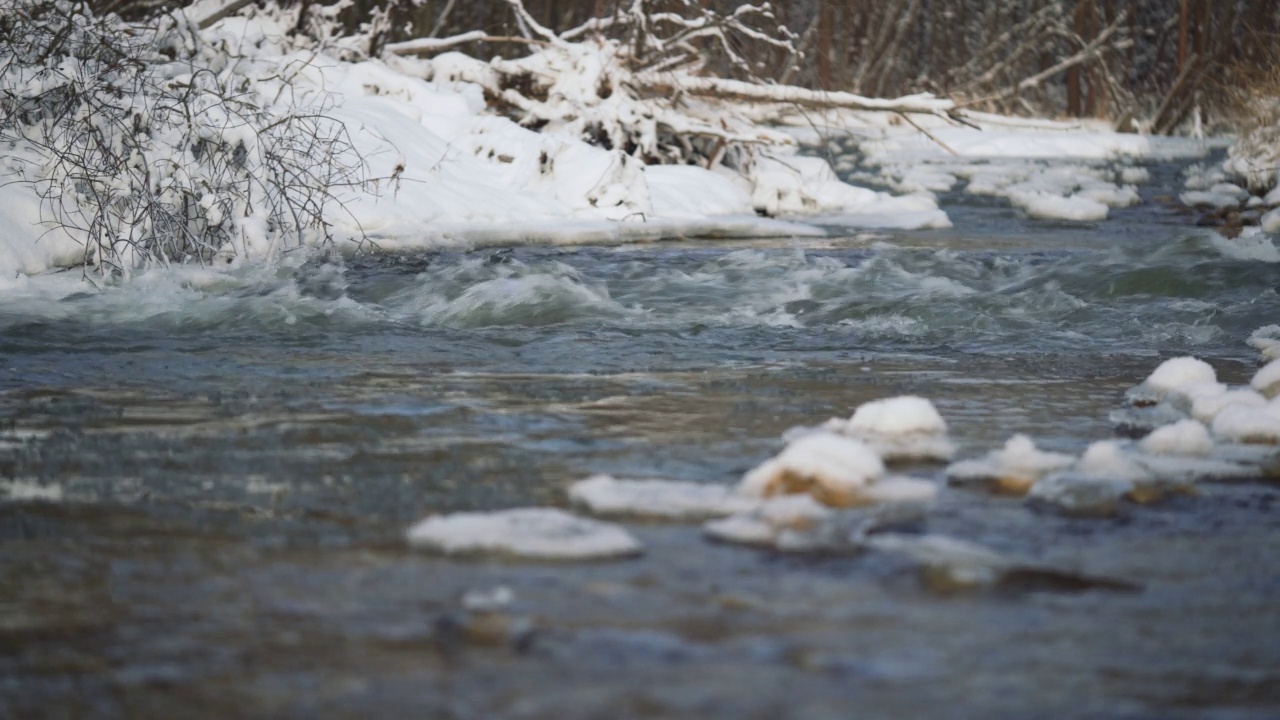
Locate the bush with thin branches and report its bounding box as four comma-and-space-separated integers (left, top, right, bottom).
0, 0, 371, 276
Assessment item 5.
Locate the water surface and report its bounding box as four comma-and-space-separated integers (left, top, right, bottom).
2, 160, 1279, 719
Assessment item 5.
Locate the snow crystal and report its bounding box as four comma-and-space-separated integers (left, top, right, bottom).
406, 507, 642, 560
946, 434, 1075, 496
568, 474, 756, 520
1139, 420, 1214, 457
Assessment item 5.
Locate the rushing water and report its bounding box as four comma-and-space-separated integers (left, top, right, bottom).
2, 159, 1280, 719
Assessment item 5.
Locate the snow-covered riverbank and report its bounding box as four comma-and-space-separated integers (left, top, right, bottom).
4, 4, 1276, 282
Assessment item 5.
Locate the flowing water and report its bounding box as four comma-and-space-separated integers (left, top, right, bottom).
2, 159, 1280, 719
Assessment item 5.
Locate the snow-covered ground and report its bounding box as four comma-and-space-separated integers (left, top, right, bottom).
4, 7, 1277, 281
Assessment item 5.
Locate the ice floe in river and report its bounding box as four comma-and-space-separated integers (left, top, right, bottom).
738, 432, 938, 508
569, 475, 756, 520
406, 507, 641, 560
821, 395, 955, 462
946, 435, 1075, 496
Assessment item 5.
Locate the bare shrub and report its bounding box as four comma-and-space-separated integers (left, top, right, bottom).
0, 0, 371, 276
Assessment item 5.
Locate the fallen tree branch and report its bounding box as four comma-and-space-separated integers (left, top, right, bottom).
385, 31, 549, 56
636, 74, 955, 115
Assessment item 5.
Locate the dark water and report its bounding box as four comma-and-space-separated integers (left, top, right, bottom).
2, 160, 1280, 719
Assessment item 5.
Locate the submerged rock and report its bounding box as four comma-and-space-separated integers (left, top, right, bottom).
867, 533, 1138, 595
703, 497, 926, 553
406, 507, 642, 560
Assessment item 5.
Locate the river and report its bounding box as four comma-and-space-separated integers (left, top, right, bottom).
2, 156, 1279, 718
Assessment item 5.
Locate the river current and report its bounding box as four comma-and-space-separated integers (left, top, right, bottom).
2, 158, 1279, 718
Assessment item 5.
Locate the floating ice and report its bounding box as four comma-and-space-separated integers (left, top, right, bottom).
1262, 208, 1280, 235
0, 479, 63, 502
946, 434, 1075, 496
1249, 325, 1280, 361
703, 494, 833, 549
866, 534, 1011, 591
1252, 360, 1280, 398
569, 474, 757, 520
406, 507, 642, 560
827, 395, 955, 462
1139, 420, 1214, 457
1011, 191, 1109, 222
703, 496, 926, 553
739, 433, 884, 506
1126, 356, 1217, 405
1211, 404, 1280, 445
1189, 389, 1268, 424
867, 533, 1138, 595
461, 586, 515, 612
1028, 471, 1132, 517
1119, 166, 1149, 184
738, 432, 937, 508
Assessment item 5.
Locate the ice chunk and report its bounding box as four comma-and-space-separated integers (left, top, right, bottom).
832, 395, 955, 462
1252, 359, 1280, 398
569, 474, 756, 520
406, 508, 642, 560
1011, 191, 1109, 222
1249, 325, 1280, 361
703, 495, 832, 548
1189, 389, 1268, 424
867, 534, 1011, 592
1212, 404, 1280, 444
1139, 419, 1214, 457
1126, 356, 1217, 405
1028, 471, 1132, 517
946, 434, 1075, 496
1259, 208, 1280, 235
738, 433, 885, 506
